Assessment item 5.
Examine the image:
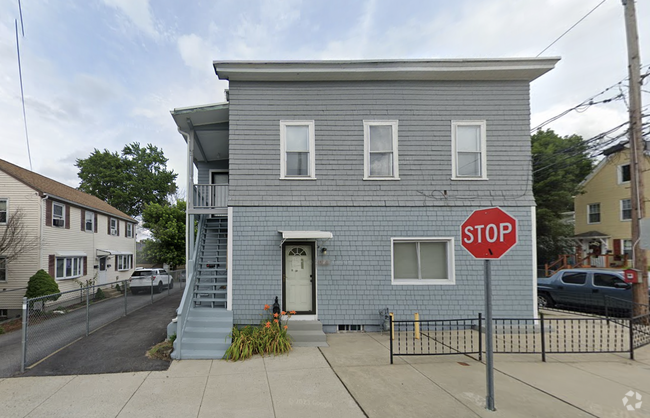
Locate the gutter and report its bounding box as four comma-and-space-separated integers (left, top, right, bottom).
42, 193, 135, 223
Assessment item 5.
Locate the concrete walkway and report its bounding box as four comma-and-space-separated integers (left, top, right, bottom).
1, 333, 649, 418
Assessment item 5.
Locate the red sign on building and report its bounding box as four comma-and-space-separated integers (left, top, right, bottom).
461, 207, 518, 260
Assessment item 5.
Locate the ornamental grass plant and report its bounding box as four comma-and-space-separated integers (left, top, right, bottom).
224, 304, 295, 361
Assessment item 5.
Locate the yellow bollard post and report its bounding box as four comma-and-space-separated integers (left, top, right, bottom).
414, 313, 420, 340
390, 313, 394, 340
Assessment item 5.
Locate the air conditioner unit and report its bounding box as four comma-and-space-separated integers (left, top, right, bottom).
110, 228, 117, 236
53, 219, 65, 227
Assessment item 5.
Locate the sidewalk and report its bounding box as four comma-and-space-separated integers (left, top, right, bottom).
1, 333, 649, 418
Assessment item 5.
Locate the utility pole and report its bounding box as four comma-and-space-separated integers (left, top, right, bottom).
622, 0, 647, 315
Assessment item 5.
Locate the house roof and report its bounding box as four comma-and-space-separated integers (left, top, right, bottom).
573, 231, 610, 239
0, 158, 136, 222
213, 58, 560, 82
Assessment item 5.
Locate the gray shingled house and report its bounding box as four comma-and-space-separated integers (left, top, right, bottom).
169, 58, 559, 359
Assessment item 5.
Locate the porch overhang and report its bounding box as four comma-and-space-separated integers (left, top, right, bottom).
170, 103, 229, 163
96, 249, 131, 256
279, 230, 333, 240
573, 231, 610, 240
55, 251, 87, 257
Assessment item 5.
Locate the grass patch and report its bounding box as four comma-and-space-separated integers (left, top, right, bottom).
0, 318, 22, 335
146, 335, 175, 361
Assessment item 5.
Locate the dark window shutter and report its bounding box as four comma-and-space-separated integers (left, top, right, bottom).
81, 209, 85, 231
613, 239, 622, 255
117, 220, 120, 236
83, 256, 87, 276
48, 255, 55, 277
46, 200, 52, 227
65, 205, 70, 229
94, 213, 98, 233
115, 257, 118, 271
108, 218, 111, 235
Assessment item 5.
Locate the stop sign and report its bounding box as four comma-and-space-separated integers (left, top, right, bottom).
461, 207, 518, 259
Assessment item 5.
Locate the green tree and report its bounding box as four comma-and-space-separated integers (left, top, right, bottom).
25, 269, 60, 301
141, 200, 186, 270
532, 129, 594, 264
76, 142, 178, 217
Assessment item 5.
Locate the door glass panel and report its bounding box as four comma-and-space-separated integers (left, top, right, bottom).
594, 273, 624, 288
561, 272, 587, 285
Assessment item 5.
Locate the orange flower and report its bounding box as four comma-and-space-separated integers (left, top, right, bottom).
264, 304, 270, 310
265, 321, 271, 328
290, 310, 296, 315
281, 311, 286, 315
283, 325, 288, 330
274, 319, 279, 323
273, 313, 279, 318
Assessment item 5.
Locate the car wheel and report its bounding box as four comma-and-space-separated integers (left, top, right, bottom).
538, 293, 554, 308
131, 289, 139, 295
169, 279, 174, 289
155, 281, 163, 294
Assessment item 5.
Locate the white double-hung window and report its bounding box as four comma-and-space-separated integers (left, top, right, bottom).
56, 256, 83, 280
85, 211, 94, 232
452, 121, 487, 179
280, 120, 315, 179
391, 238, 455, 285
364, 120, 399, 179
0, 199, 7, 224
52, 202, 65, 227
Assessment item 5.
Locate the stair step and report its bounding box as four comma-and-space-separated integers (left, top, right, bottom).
193, 297, 227, 303
193, 289, 227, 295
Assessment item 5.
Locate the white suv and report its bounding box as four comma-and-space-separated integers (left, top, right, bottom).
129, 268, 173, 295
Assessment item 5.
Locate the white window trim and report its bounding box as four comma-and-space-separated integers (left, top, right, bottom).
280, 120, 316, 180
620, 199, 632, 222
0, 198, 8, 225
451, 120, 488, 180
363, 120, 400, 180
587, 203, 601, 224
117, 254, 133, 271
617, 163, 631, 184
85, 211, 94, 232
126, 223, 134, 238
52, 202, 65, 228
391, 237, 455, 285
55, 256, 83, 280
110, 218, 118, 235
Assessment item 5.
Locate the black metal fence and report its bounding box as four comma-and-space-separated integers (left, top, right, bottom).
389, 311, 650, 364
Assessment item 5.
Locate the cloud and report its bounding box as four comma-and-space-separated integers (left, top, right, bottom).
101, 0, 159, 39
177, 34, 219, 72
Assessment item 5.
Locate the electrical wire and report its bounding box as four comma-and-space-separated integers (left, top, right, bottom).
15, 18, 32, 171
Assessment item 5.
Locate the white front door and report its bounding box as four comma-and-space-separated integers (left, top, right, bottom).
98, 256, 107, 285
283, 243, 314, 313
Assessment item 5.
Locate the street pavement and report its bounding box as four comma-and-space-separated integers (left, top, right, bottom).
1, 332, 649, 417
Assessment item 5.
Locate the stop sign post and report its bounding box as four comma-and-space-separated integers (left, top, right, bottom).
461, 207, 518, 411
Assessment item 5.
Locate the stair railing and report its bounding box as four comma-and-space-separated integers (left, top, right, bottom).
173, 214, 206, 359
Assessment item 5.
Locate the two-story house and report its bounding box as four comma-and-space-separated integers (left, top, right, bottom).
0, 159, 137, 318
573, 143, 648, 266
169, 58, 559, 359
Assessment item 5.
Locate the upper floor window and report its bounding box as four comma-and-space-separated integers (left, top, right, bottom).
618, 164, 631, 184
280, 120, 316, 179
452, 121, 487, 180
53, 203, 65, 228
621, 199, 632, 221
364, 121, 399, 180
391, 238, 455, 285
126, 223, 134, 238
85, 211, 94, 232
588, 203, 601, 224
0, 199, 7, 224
110, 218, 118, 235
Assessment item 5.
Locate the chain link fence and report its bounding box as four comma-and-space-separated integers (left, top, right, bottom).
21, 270, 185, 372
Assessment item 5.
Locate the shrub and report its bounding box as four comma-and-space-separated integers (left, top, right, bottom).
115, 283, 121, 292
94, 288, 106, 301
25, 269, 60, 301
0, 327, 5, 334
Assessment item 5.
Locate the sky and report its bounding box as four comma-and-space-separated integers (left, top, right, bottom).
0, 0, 649, 196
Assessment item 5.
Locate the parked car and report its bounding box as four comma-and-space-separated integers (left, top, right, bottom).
129, 268, 173, 295
537, 268, 650, 315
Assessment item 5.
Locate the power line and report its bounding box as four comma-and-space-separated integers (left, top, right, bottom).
15, 18, 32, 171
536, 0, 608, 57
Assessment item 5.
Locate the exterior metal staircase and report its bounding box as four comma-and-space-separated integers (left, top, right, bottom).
172, 216, 233, 359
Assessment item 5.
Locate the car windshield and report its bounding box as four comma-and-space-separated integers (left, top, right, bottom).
131, 271, 153, 277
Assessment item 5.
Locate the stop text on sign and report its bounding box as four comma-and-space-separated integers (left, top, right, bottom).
462, 223, 513, 244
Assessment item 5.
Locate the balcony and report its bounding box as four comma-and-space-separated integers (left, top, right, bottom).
190, 184, 228, 214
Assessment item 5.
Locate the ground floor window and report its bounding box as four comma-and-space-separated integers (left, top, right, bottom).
391, 238, 454, 285
56, 257, 83, 280
623, 239, 633, 259
0, 257, 6, 282
117, 254, 133, 271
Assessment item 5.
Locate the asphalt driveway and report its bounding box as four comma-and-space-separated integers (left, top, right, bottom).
18, 289, 182, 377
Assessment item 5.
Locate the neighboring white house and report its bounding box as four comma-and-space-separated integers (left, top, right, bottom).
0, 158, 137, 318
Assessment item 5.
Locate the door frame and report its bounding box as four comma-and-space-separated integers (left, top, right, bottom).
282, 241, 316, 315
97, 256, 107, 285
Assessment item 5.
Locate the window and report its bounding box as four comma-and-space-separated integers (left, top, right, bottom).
56, 256, 83, 280
53, 202, 65, 227
618, 164, 631, 184
588, 203, 601, 224
561, 272, 586, 285
623, 240, 633, 258
117, 254, 133, 271
0, 199, 7, 224
0, 257, 6, 282
593, 273, 626, 288
110, 218, 118, 235
280, 120, 316, 179
391, 238, 455, 285
126, 223, 134, 238
452, 121, 487, 179
85, 211, 94, 232
621, 199, 632, 221
363, 120, 399, 179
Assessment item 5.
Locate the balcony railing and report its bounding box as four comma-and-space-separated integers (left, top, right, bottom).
192, 184, 228, 211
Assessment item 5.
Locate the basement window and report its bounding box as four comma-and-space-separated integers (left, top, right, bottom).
338, 324, 364, 332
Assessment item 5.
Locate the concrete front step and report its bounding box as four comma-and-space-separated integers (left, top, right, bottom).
287, 320, 328, 347
172, 308, 233, 359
